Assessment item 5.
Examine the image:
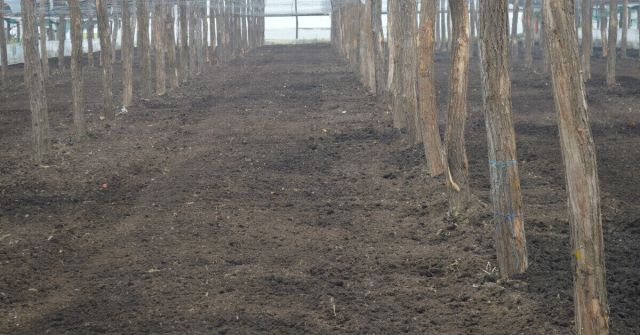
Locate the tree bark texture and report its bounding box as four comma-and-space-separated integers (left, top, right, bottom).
478, 0, 528, 278
445, 0, 471, 216
543, 1, 610, 333
69, 0, 85, 139
582, 0, 592, 80
39, 0, 49, 81
21, 0, 49, 162
607, 0, 617, 86
418, 0, 445, 176
137, 0, 152, 97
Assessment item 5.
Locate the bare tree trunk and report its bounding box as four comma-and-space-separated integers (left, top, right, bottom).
523, 0, 533, 69
543, 1, 610, 333
137, 0, 152, 97
180, 0, 189, 80
21, 0, 49, 162
600, 0, 608, 58
39, 0, 49, 81
582, 0, 592, 80
0, 0, 7, 83
166, 3, 178, 89
435, 0, 441, 50
445, 0, 471, 216
57, 11, 66, 71
69, 0, 85, 139
154, 2, 166, 95
446, 1, 452, 50
111, 12, 119, 63
469, 0, 477, 58
189, 1, 198, 76
386, 0, 406, 130
372, 0, 386, 95
479, 0, 528, 278
359, 0, 375, 92
122, 0, 133, 106
399, 0, 421, 144
607, 0, 617, 86
510, 0, 520, 61
418, 0, 445, 176
88, 14, 95, 67
96, 0, 115, 121
621, 0, 628, 58
210, 0, 217, 64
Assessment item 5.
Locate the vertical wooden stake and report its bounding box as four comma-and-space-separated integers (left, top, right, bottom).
543, 1, 610, 333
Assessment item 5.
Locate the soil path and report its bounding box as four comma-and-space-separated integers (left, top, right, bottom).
1, 44, 639, 334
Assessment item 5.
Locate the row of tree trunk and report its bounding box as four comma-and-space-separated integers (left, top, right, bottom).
19, 0, 266, 162
331, 1, 609, 334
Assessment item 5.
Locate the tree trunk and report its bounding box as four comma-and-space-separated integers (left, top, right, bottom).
58, 12, 66, 71
479, 0, 528, 278
621, 0, 628, 57
582, 0, 592, 80
540, 0, 550, 73
0, 0, 7, 83
69, 0, 85, 139
189, 1, 198, 76
359, 0, 375, 92
180, 0, 189, 81
435, 0, 441, 50
543, 1, 610, 333
469, 0, 477, 58
210, 0, 217, 64
510, 0, 520, 61
386, 0, 406, 130
111, 13, 119, 63
445, 0, 471, 216
399, 0, 421, 144
600, 0, 608, 58
418, 0, 445, 176
154, 2, 166, 95
122, 0, 133, 106
137, 0, 152, 97
96, 0, 115, 121
88, 15, 95, 67
523, 0, 533, 69
21, 0, 49, 162
607, 0, 617, 86
39, 0, 49, 81
372, 0, 386, 95
166, 3, 179, 89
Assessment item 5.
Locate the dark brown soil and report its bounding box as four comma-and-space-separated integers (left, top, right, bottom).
1, 44, 639, 334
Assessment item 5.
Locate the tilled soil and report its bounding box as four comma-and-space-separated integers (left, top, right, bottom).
0, 44, 639, 334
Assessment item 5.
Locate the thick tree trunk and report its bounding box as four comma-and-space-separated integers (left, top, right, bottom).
418, 0, 445, 176
39, 0, 49, 81
399, 0, 421, 144
600, 0, 608, 58
540, 0, 550, 73
21, 0, 49, 162
523, 0, 533, 69
543, 1, 610, 334
0, 0, 7, 83
96, 0, 115, 121
137, 0, 152, 97
154, 2, 166, 95
69, 0, 85, 139
582, 0, 592, 80
445, 0, 471, 216
621, 0, 628, 57
510, 0, 520, 61
479, 0, 528, 278
88, 15, 95, 67
57, 12, 66, 71
122, 0, 133, 106
607, 0, 617, 86
386, 0, 406, 130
